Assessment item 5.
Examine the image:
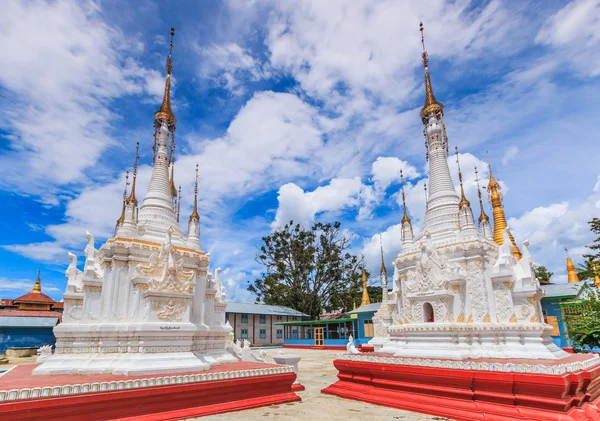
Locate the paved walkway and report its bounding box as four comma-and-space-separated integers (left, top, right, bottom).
196, 348, 446, 421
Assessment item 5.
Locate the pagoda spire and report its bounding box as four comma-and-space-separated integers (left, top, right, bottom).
32, 269, 42, 293
190, 164, 200, 222
474, 165, 492, 239
186, 164, 202, 250
116, 171, 130, 229
154, 27, 176, 131
379, 234, 389, 303
487, 159, 522, 260
419, 22, 443, 124
419, 23, 459, 239
455, 147, 470, 210
455, 147, 475, 232
565, 248, 580, 284
127, 143, 140, 206
400, 170, 414, 245
360, 259, 371, 307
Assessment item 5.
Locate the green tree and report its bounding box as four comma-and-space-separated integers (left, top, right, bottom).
577, 259, 597, 282
562, 286, 600, 351
533, 264, 553, 285
249, 221, 363, 319
581, 218, 600, 282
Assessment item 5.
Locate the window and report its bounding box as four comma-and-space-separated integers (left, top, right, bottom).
241, 314, 248, 323
291, 329, 298, 339
259, 315, 266, 324
260, 329, 266, 339
364, 320, 374, 337
276, 329, 283, 339
276, 316, 283, 321
241, 329, 248, 339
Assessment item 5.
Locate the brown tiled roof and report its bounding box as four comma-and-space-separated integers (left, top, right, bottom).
0, 299, 14, 307
52, 302, 64, 309
13, 292, 56, 304
0, 309, 62, 321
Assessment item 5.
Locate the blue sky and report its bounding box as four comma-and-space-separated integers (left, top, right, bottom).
1, 0, 599, 302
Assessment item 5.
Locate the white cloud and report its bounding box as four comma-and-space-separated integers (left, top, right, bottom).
502, 146, 519, 166
0, 277, 60, 293
536, 0, 600, 77
198, 43, 268, 95
2, 242, 68, 263
273, 177, 365, 228
0, 0, 159, 195
371, 157, 419, 191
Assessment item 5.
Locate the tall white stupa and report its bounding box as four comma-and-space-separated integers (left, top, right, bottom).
370, 23, 566, 360
35, 28, 233, 375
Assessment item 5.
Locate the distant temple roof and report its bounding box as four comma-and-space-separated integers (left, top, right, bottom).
540, 281, 586, 299
13, 291, 56, 304
225, 303, 310, 318
347, 302, 381, 315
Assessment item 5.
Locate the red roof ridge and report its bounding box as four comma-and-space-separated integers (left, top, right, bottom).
13, 291, 56, 303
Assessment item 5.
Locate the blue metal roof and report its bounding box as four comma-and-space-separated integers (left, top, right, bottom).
0, 316, 59, 328
541, 282, 585, 299
225, 303, 309, 317
346, 302, 381, 315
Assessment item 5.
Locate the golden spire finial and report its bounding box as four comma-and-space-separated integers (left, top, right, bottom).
360, 257, 371, 307
117, 171, 130, 226
474, 165, 489, 225
565, 248, 580, 284
127, 143, 140, 206
190, 164, 200, 221
455, 147, 470, 209
32, 269, 42, 293
353, 299, 356, 311
400, 170, 411, 224
379, 234, 387, 275
419, 22, 443, 124
487, 155, 521, 260
154, 27, 176, 130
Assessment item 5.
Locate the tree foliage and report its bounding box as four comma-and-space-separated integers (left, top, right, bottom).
533, 265, 553, 285
248, 221, 363, 319
581, 218, 600, 282
562, 286, 600, 351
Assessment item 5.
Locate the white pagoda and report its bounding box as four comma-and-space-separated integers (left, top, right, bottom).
370, 24, 566, 360
34, 28, 233, 375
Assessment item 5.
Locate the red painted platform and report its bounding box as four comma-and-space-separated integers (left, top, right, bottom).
322, 354, 600, 421
0, 362, 302, 421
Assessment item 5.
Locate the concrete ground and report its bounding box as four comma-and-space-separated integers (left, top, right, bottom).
195, 348, 447, 421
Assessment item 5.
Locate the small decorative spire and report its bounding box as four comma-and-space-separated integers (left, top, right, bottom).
127, 143, 140, 206
360, 257, 371, 307
379, 234, 387, 275
176, 185, 182, 223
32, 269, 42, 293
154, 27, 176, 130
474, 165, 489, 225
170, 161, 177, 198
565, 248, 580, 284
487, 155, 522, 260
419, 22, 443, 124
455, 147, 470, 210
117, 171, 130, 226
353, 300, 356, 311
190, 164, 200, 222
400, 170, 411, 225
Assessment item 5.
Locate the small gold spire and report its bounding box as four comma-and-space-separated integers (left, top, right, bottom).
400, 170, 411, 225
379, 234, 386, 275
170, 162, 177, 198
117, 171, 130, 225
190, 164, 200, 221
32, 269, 42, 293
565, 248, 580, 284
127, 143, 139, 206
594, 263, 600, 288
353, 300, 356, 311
154, 27, 176, 129
455, 147, 470, 210
419, 22, 443, 124
474, 165, 489, 225
487, 158, 522, 260
360, 259, 371, 307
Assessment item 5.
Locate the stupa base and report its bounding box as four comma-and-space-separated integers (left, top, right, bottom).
322, 353, 600, 421
1, 362, 302, 421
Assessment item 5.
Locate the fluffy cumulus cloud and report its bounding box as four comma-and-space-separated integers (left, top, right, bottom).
371, 157, 419, 190
0, 0, 159, 196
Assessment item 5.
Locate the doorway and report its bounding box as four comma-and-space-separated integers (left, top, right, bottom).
314, 327, 324, 346
423, 302, 434, 323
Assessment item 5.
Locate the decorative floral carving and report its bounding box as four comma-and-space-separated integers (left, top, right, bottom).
152, 298, 188, 321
